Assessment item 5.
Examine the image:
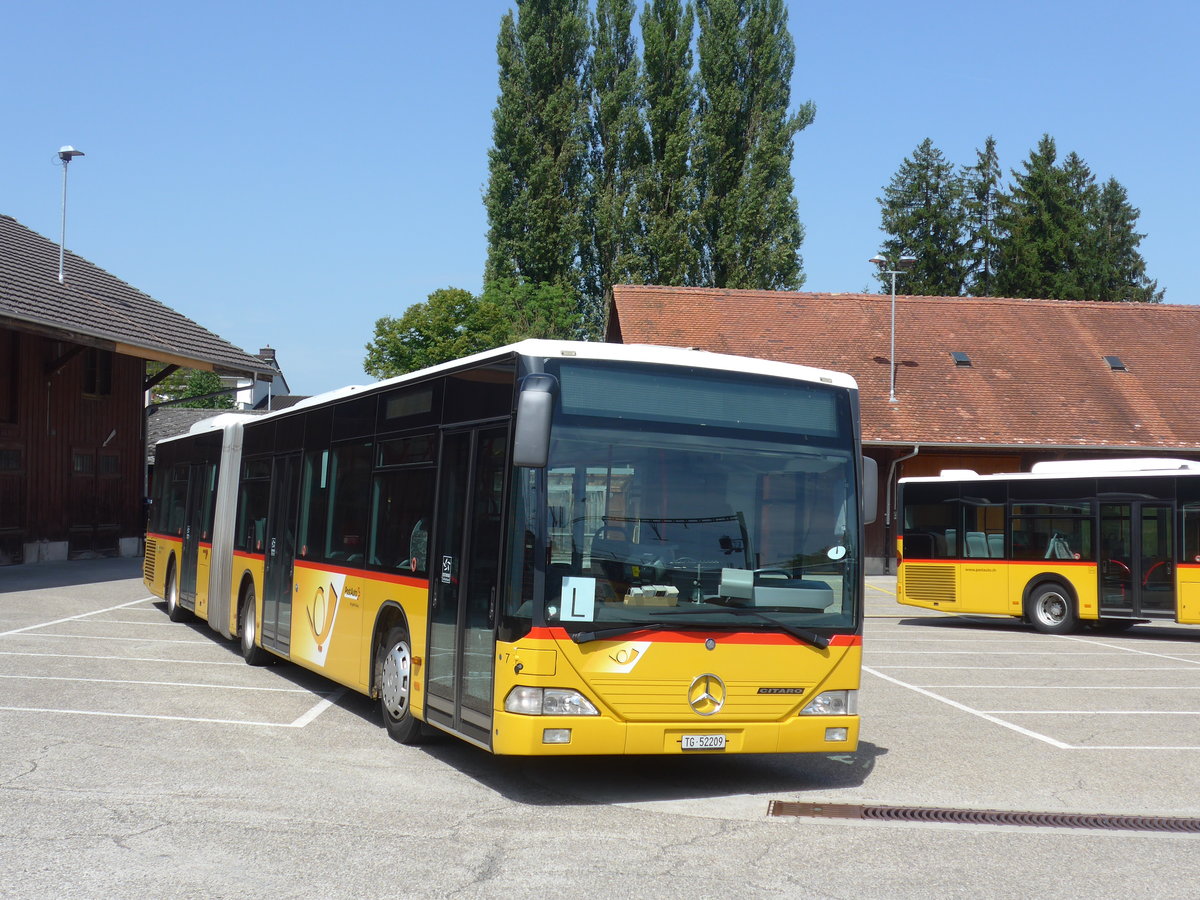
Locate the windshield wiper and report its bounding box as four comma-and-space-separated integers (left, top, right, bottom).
567, 622, 688, 644
649, 607, 831, 649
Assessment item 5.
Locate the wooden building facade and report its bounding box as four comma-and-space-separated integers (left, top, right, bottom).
0, 214, 274, 565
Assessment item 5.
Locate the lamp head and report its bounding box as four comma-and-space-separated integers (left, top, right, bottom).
868, 255, 887, 268
58, 146, 85, 162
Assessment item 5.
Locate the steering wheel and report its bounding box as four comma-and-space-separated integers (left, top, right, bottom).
593, 525, 628, 542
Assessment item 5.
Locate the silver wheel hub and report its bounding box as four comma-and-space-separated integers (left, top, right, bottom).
1038, 592, 1067, 624
381, 641, 411, 719
242, 602, 255, 650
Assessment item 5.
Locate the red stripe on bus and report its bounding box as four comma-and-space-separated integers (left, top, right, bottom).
233, 550, 266, 563
146, 532, 181, 544
525, 626, 861, 646
293, 558, 428, 589
901, 558, 1097, 568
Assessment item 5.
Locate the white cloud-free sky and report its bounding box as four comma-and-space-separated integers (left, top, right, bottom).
4, 0, 1195, 394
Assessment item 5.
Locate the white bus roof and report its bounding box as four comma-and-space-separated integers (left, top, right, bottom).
901, 457, 1200, 484
267, 339, 858, 419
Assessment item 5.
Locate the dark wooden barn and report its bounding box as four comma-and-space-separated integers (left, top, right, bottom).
0, 215, 274, 564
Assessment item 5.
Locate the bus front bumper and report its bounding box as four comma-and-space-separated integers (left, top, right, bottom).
489, 710, 859, 756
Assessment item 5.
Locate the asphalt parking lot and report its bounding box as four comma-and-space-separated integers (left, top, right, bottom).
3, 560, 1199, 899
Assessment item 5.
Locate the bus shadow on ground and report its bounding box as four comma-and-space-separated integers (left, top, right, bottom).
419, 737, 887, 807
894, 613, 1200, 642
0, 557, 143, 593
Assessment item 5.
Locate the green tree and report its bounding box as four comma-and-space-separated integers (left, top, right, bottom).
994, 134, 1093, 300
962, 136, 1005, 296
587, 0, 649, 322
876, 138, 968, 296
484, 1, 592, 327
1090, 177, 1164, 303
695, 0, 812, 289
149, 366, 235, 409
362, 283, 579, 378
636, 0, 701, 286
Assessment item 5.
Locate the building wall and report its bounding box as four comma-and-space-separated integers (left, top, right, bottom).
0, 327, 145, 562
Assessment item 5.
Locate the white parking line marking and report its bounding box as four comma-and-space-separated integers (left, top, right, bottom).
1060, 634, 1200, 666
0, 706, 330, 728
863, 665, 1072, 749
914, 685, 1200, 690
871, 665, 1200, 671
289, 689, 346, 727
986, 710, 1200, 715
10, 633, 212, 645
0, 599, 155, 637
0, 651, 243, 666
0, 673, 313, 693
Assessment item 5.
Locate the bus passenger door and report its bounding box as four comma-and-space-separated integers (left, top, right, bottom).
1099, 502, 1175, 618
179, 463, 208, 610
426, 425, 508, 747
261, 453, 302, 653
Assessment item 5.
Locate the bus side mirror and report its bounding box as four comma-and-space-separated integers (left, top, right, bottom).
512, 373, 557, 468
862, 455, 878, 525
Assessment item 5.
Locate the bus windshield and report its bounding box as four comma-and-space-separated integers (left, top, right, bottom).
523, 362, 860, 636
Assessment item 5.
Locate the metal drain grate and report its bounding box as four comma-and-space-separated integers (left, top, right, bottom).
768, 801, 1200, 834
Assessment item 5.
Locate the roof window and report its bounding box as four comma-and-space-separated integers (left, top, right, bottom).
950, 351, 972, 367
1104, 355, 1128, 372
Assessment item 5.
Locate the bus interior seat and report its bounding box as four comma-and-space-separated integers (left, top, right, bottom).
943, 529, 957, 557
903, 532, 935, 558
987, 533, 1004, 557
965, 531, 988, 558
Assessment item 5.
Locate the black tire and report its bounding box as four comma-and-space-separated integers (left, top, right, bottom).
1025, 583, 1078, 635
165, 561, 188, 622
239, 583, 272, 666
379, 624, 423, 744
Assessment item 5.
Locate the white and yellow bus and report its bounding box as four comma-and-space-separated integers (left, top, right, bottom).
898, 459, 1200, 634
145, 340, 874, 755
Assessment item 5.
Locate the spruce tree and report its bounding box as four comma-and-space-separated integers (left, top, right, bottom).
1090, 177, 1164, 302
484, 1, 591, 326
637, 0, 701, 286
587, 0, 648, 328
962, 136, 1005, 296
695, 0, 813, 289
876, 138, 968, 296
994, 134, 1087, 300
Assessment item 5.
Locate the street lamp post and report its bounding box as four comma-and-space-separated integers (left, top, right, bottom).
869, 253, 916, 402
57, 146, 85, 284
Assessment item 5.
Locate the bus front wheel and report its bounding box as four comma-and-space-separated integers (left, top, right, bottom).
1026, 584, 1078, 635
380, 625, 423, 744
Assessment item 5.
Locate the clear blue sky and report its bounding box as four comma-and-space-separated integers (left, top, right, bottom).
3, 0, 1196, 395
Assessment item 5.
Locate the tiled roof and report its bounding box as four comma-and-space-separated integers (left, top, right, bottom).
609, 285, 1200, 450
0, 215, 273, 378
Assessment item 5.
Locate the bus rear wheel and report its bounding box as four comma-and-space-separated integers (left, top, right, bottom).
165, 562, 188, 623
239, 584, 271, 666
1026, 584, 1078, 635
380, 625, 423, 744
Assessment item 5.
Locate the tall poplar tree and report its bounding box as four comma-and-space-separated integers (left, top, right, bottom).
484, 1, 591, 325
637, 0, 700, 286
695, 0, 813, 289
876, 138, 968, 296
587, 0, 648, 329
962, 136, 1005, 296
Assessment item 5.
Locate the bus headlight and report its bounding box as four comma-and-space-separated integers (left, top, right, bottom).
504, 687, 599, 716
800, 690, 858, 716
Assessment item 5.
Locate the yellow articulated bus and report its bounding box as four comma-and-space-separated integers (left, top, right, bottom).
897, 459, 1200, 634
145, 340, 876, 755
